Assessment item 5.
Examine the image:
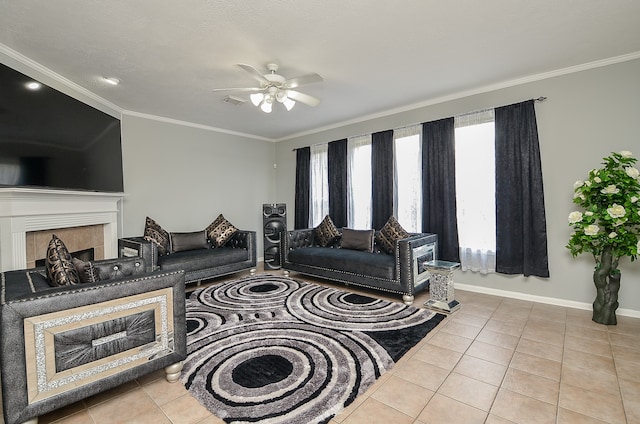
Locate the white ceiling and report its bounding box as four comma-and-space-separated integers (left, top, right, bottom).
1, 1, 639, 141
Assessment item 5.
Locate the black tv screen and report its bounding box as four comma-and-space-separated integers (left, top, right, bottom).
0, 63, 124, 192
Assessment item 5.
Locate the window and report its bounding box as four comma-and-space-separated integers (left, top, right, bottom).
347, 135, 372, 229
454, 110, 496, 273
393, 125, 422, 232
309, 143, 329, 227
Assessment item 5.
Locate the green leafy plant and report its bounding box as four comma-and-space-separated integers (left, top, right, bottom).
566, 150, 640, 324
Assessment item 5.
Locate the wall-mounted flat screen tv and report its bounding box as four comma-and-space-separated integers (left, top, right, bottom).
0, 62, 124, 192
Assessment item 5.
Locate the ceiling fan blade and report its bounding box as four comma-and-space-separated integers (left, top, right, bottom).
285, 73, 323, 88
237, 64, 268, 85
287, 90, 321, 107
211, 87, 264, 93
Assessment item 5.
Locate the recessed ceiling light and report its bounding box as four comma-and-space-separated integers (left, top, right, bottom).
103, 77, 120, 86
25, 81, 42, 90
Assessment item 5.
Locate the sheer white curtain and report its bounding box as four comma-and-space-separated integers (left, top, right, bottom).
347, 135, 372, 229
393, 125, 422, 232
455, 110, 496, 273
309, 143, 329, 227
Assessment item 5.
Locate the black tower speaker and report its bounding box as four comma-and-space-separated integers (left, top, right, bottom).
263, 203, 286, 270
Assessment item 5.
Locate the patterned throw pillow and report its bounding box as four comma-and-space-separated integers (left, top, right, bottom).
45, 235, 81, 287
375, 216, 410, 254
72, 257, 100, 283
143, 216, 170, 256
314, 215, 341, 247
206, 214, 238, 247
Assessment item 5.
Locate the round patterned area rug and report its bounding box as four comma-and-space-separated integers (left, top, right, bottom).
181, 274, 445, 424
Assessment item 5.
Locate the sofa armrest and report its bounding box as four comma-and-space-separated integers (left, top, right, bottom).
396, 233, 439, 295
119, 236, 157, 271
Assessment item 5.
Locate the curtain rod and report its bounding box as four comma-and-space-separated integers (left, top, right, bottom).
292, 96, 547, 151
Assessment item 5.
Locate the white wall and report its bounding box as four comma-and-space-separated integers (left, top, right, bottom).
275, 58, 640, 314
121, 114, 276, 257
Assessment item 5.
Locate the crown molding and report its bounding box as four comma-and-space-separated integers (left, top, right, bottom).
3, 41, 639, 143
276, 51, 640, 142
0, 43, 123, 119
121, 111, 273, 142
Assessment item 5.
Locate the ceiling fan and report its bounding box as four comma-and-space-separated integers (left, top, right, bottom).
212, 63, 323, 113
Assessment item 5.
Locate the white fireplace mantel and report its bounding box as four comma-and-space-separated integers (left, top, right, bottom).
0, 188, 124, 271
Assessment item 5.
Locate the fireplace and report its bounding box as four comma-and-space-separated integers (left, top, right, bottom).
0, 188, 123, 272
30, 224, 101, 268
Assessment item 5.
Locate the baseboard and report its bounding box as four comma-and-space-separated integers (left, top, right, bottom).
455, 283, 640, 319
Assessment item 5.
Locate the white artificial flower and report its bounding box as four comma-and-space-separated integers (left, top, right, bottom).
573, 180, 584, 189
614, 219, 626, 227
637, 240, 640, 254
609, 232, 617, 239
584, 180, 592, 186
620, 150, 633, 158
626, 167, 640, 179
594, 177, 602, 183
568, 211, 583, 224
584, 225, 599, 236
632, 196, 639, 203
585, 211, 594, 216
601, 185, 619, 194
607, 204, 626, 218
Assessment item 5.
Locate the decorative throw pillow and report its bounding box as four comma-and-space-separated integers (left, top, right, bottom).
206, 214, 238, 247
72, 257, 100, 283
375, 216, 410, 254
170, 231, 208, 253
45, 235, 81, 287
340, 228, 375, 252
143, 216, 170, 256
314, 215, 341, 247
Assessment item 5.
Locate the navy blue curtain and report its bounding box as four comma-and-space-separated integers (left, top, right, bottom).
495, 100, 549, 277
328, 139, 348, 228
371, 130, 394, 229
422, 118, 460, 262
294, 147, 310, 229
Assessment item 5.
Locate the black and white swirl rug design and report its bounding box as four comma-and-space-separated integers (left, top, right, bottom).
182, 274, 445, 424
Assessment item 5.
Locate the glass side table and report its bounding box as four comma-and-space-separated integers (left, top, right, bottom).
423, 260, 461, 313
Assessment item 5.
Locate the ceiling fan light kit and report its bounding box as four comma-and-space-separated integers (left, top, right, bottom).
212, 63, 323, 114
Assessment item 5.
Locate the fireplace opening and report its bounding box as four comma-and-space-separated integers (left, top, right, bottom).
35, 248, 95, 267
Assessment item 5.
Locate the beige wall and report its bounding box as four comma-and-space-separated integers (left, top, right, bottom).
275, 58, 640, 314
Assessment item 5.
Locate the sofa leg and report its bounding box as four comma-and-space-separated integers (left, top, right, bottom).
165, 361, 184, 383
21, 418, 38, 424
402, 294, 414, 306
250, 268, 256, 275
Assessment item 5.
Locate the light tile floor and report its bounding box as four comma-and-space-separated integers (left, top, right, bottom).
12, 269, 640, 424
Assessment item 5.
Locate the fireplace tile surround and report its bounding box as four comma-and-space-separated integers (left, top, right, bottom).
0, 188, 124, 272
26, 225, 104, 269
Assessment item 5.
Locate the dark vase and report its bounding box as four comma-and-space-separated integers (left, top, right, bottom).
592, 245, 620, 325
